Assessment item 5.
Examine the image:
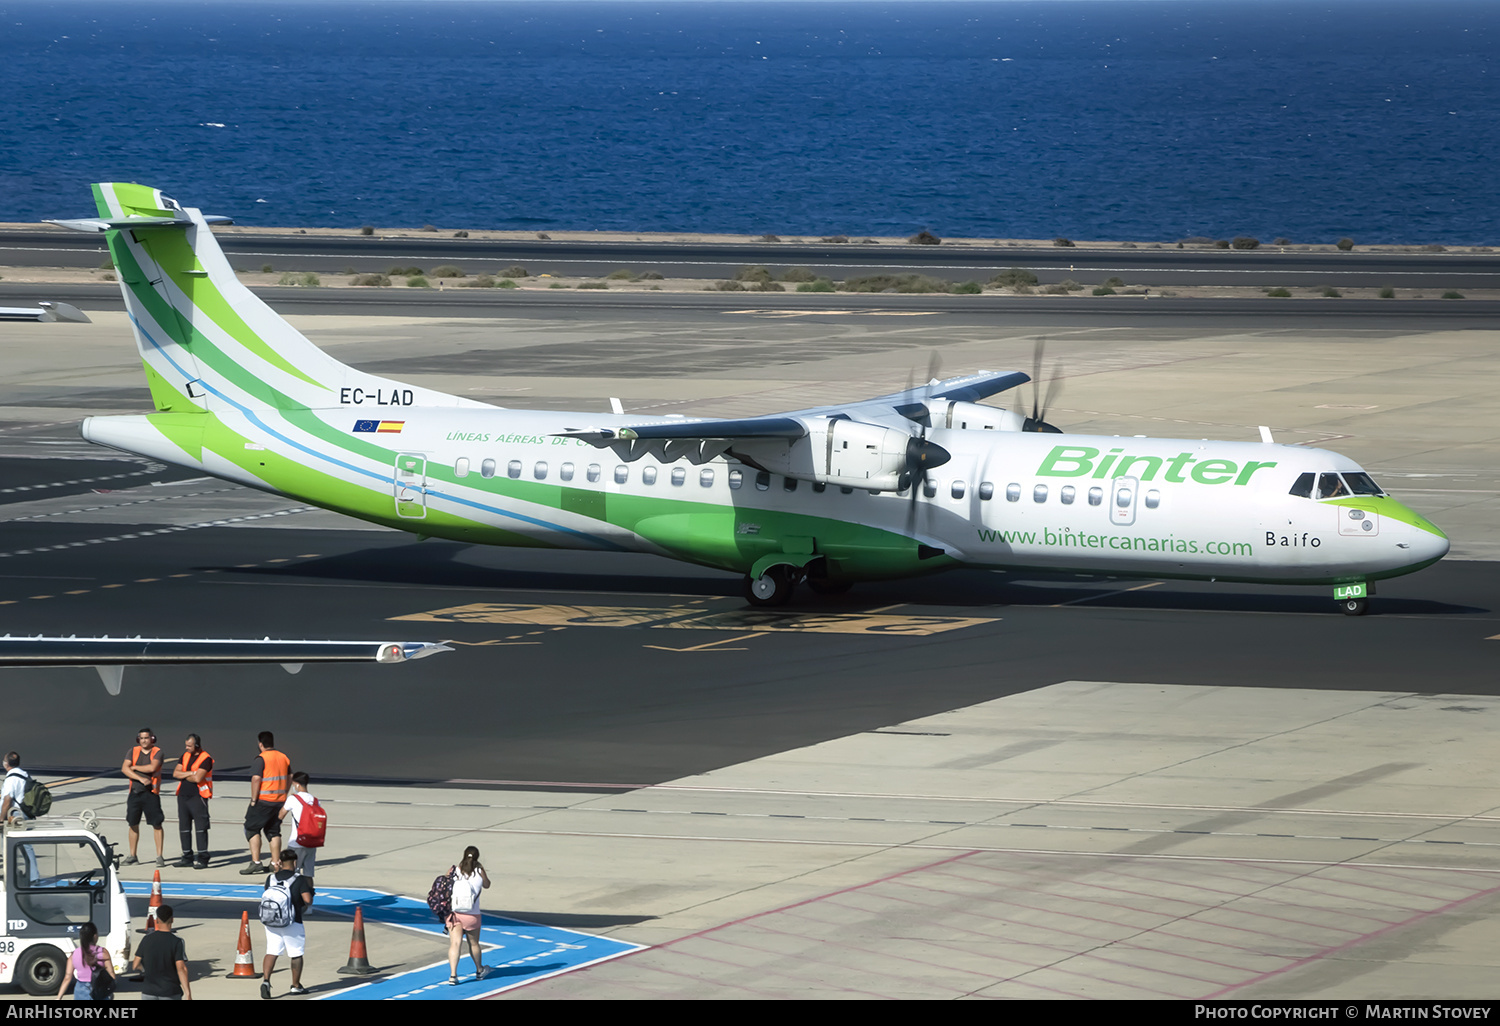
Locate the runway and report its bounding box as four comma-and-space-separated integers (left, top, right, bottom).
5, 226, 1500, 289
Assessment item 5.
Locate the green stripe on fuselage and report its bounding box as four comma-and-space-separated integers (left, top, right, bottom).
1324, 495, 1446, 538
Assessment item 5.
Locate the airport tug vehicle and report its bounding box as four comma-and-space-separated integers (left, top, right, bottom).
0, 812, 129, 995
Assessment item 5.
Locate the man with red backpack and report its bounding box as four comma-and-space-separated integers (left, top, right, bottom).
279, 772, 326, 878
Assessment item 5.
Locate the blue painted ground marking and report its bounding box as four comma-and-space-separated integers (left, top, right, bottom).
123, 882, 642, 999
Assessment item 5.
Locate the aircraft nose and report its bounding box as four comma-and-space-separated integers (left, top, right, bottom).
1402, 509, 1449, 564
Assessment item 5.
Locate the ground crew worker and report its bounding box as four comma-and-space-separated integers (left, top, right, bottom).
241, 731, 290, 875
172, 733, 213, 870
122, 727, 165, 867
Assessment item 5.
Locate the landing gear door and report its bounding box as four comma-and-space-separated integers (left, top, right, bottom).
1110, 476, 1139, 527
394, 453, 428, 520
4, 834, 113, 940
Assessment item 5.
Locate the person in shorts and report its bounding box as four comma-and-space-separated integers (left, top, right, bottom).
279, 772, 319, 878
445, 845, 490, 984
121, 728, 165, 867
261, 848, 315, 998
241, 731, 290, 875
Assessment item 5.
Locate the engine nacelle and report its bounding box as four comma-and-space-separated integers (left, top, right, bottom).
928, 400, 1026, 432
733, 419, 917, 491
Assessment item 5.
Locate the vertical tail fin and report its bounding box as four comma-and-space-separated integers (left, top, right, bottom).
51, 183, 484, 416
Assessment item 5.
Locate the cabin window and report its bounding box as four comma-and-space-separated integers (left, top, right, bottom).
1088, 486, 1103, 506
1033, 484, 1048, 503
534, 461, 548, 480
951, 480, 965, 500
1116, 487, 1133, 507
614, 465, 629, 484
507, 460, 522, 479
455, 457, 470, 478
560, 462, 575, 482
922, 479, 937, 498
671, 467, 686, 486
978, 482, 994, 501
755, 471, 771, 491
700, 469, 714, 487
642, 466, 658, 485
1317, 473, 1347, 499
1144, 489, 1161, 508
1060, 485, 1075, 505
1005, 483, 1021, 502
728, 469, 743, 489
1289, 472, 1314, 498
587, 464, 601, 483
480, 459, 496, 479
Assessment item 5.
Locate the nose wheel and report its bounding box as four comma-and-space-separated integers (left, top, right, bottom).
745, 566, 797, 607
1339, 597, 1368, 616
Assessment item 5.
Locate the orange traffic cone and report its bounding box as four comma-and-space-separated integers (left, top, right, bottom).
337, 907, 377, 975
141, 869, 162, 932
228, 911, 258, 979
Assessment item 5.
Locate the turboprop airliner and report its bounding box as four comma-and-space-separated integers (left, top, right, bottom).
50, 184, 1448, 616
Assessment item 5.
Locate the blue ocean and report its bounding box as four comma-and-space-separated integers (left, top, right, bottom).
3, 0, 1498, 242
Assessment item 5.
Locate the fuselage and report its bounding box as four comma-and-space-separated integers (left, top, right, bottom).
83, 403, 1449, 588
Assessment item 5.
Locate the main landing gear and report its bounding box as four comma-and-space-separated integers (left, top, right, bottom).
744, 565, 852, 606
745, 565, 797, 607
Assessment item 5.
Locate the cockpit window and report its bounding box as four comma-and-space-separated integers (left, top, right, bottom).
1343, 472, 1384, 496
1289, 472, 1314, 498
1317, 473, 1347, 499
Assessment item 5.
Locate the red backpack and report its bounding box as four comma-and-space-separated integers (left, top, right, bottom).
292, 793, 327, 848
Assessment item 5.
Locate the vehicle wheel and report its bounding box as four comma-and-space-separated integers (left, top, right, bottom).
744, 567, 795, 607
807, 579, 852, 596
1340, 598, 1368, 616
16, 944, 66, 996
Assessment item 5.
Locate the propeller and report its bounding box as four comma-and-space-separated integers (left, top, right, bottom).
901, 352, 953, 536
1022, 338, 1065, 433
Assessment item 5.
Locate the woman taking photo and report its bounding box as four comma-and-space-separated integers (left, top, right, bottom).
446, 845, 490, 984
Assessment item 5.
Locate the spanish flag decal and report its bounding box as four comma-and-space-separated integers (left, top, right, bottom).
354, 420, 406, 434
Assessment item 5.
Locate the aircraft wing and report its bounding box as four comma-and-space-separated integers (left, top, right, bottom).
557, 370, 1030, 443
0, 635, 451, 695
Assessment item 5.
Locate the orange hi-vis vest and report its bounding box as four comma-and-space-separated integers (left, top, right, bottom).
256, 749, 290, 804
130, 745, 161, 794
179, 749, 213, 800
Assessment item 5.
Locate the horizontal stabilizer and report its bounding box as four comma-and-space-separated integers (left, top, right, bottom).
45, 214, 233, 233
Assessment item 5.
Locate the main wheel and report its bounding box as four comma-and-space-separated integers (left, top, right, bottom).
744, 567, 795, 607
1339, 597, 1369, 616
16, 945, 66, 996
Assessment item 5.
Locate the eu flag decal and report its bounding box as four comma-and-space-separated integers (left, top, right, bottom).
353, 420, 380, 433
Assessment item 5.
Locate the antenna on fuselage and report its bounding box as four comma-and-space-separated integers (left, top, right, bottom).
609, 397, 624, 415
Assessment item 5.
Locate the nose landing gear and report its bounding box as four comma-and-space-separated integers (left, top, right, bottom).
1334, 582, 1370, 616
